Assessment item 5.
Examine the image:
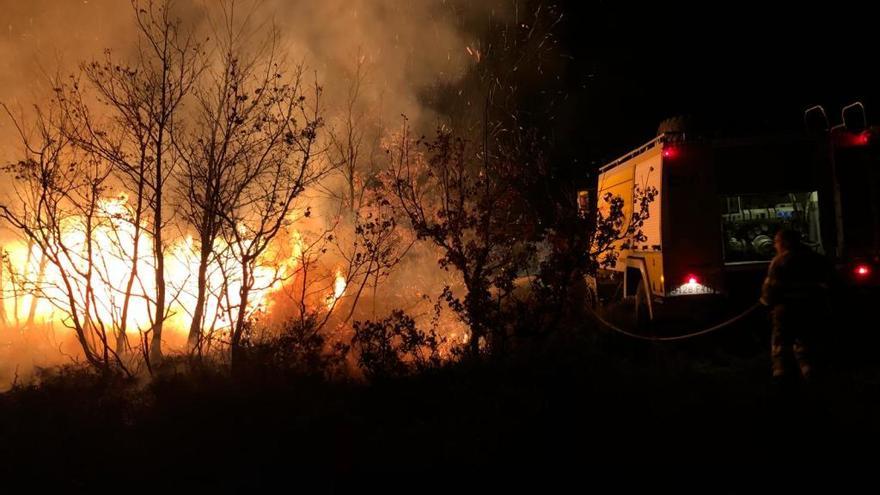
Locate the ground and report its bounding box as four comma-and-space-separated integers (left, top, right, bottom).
1, 307, 879, 490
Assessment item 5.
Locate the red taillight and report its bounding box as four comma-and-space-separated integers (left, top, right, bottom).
836, 131, 871, 147
686, 274, 699, 285
855, 264, 871, 277
663, 147, 678, 159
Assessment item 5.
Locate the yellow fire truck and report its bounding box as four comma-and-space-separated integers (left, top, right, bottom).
591, 105, 879, 327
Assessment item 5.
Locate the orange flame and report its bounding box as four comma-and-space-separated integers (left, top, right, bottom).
325, 269, 347, 309
1, 194, 302, 342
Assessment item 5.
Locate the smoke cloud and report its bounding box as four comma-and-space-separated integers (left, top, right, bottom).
1, 0, 510, 158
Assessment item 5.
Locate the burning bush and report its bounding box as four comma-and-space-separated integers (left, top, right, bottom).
236, 315, 350, 379
350, 310, 445, 380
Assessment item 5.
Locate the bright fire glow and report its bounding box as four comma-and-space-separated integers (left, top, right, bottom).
326, 270, 347, 309
1, 194, 302, 337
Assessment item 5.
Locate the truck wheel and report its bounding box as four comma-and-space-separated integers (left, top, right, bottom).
633, 279, 651, 330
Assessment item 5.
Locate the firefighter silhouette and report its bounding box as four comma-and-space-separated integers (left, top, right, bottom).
760, 228, 832, 383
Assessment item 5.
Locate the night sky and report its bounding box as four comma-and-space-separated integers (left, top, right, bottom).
554, 0, 878, 165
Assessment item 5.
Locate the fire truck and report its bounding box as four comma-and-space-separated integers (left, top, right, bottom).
588, 104, 880, 327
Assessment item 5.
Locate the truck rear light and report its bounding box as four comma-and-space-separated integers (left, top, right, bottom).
835, 131, 871, 147
855, 264, 871, 278
668, 273, 715, 296
662, 147, 678, 159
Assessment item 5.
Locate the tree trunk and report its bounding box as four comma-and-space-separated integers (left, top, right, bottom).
24, 252, 48, 328
118, 175, 146, 356
464, 274, 491, 359
0, 250, 7, 327
150, 135, 166, 366
230, 258, 251, 368
187, 242, 212, 351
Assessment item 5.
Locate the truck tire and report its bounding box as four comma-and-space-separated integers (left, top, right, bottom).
633, 279, 651, 330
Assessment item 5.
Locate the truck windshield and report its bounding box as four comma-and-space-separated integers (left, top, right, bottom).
720, 192, 823, 262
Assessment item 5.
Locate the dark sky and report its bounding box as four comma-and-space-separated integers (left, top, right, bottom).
555, 0, 878, 164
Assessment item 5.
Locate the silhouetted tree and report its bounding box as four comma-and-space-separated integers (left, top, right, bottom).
0, 102, 128, 373
64, 0, 205, 365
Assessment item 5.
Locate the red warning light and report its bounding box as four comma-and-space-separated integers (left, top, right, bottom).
855, 264, 871, 278
685, 274, 699, 285
662, 147, 678, 159
837, 131, 871, 147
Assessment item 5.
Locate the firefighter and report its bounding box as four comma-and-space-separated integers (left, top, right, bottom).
760, 228, 831, 384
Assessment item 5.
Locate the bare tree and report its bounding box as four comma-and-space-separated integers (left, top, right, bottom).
331, 195, 410, 326
63, 0, 205, 365
328, 53, 369, 212
174, 5, 310, 353
0, 103, 127, 373
212, 68, 328, 366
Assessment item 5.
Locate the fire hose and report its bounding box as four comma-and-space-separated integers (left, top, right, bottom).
584, 301, 764, 342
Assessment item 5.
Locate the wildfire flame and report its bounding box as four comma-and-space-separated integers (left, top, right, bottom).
326, 269, 347, 309
1, 194, 302, 341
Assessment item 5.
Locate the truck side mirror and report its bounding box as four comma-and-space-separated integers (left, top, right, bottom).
804, 105, 829, 136
842, 102, 867, 133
